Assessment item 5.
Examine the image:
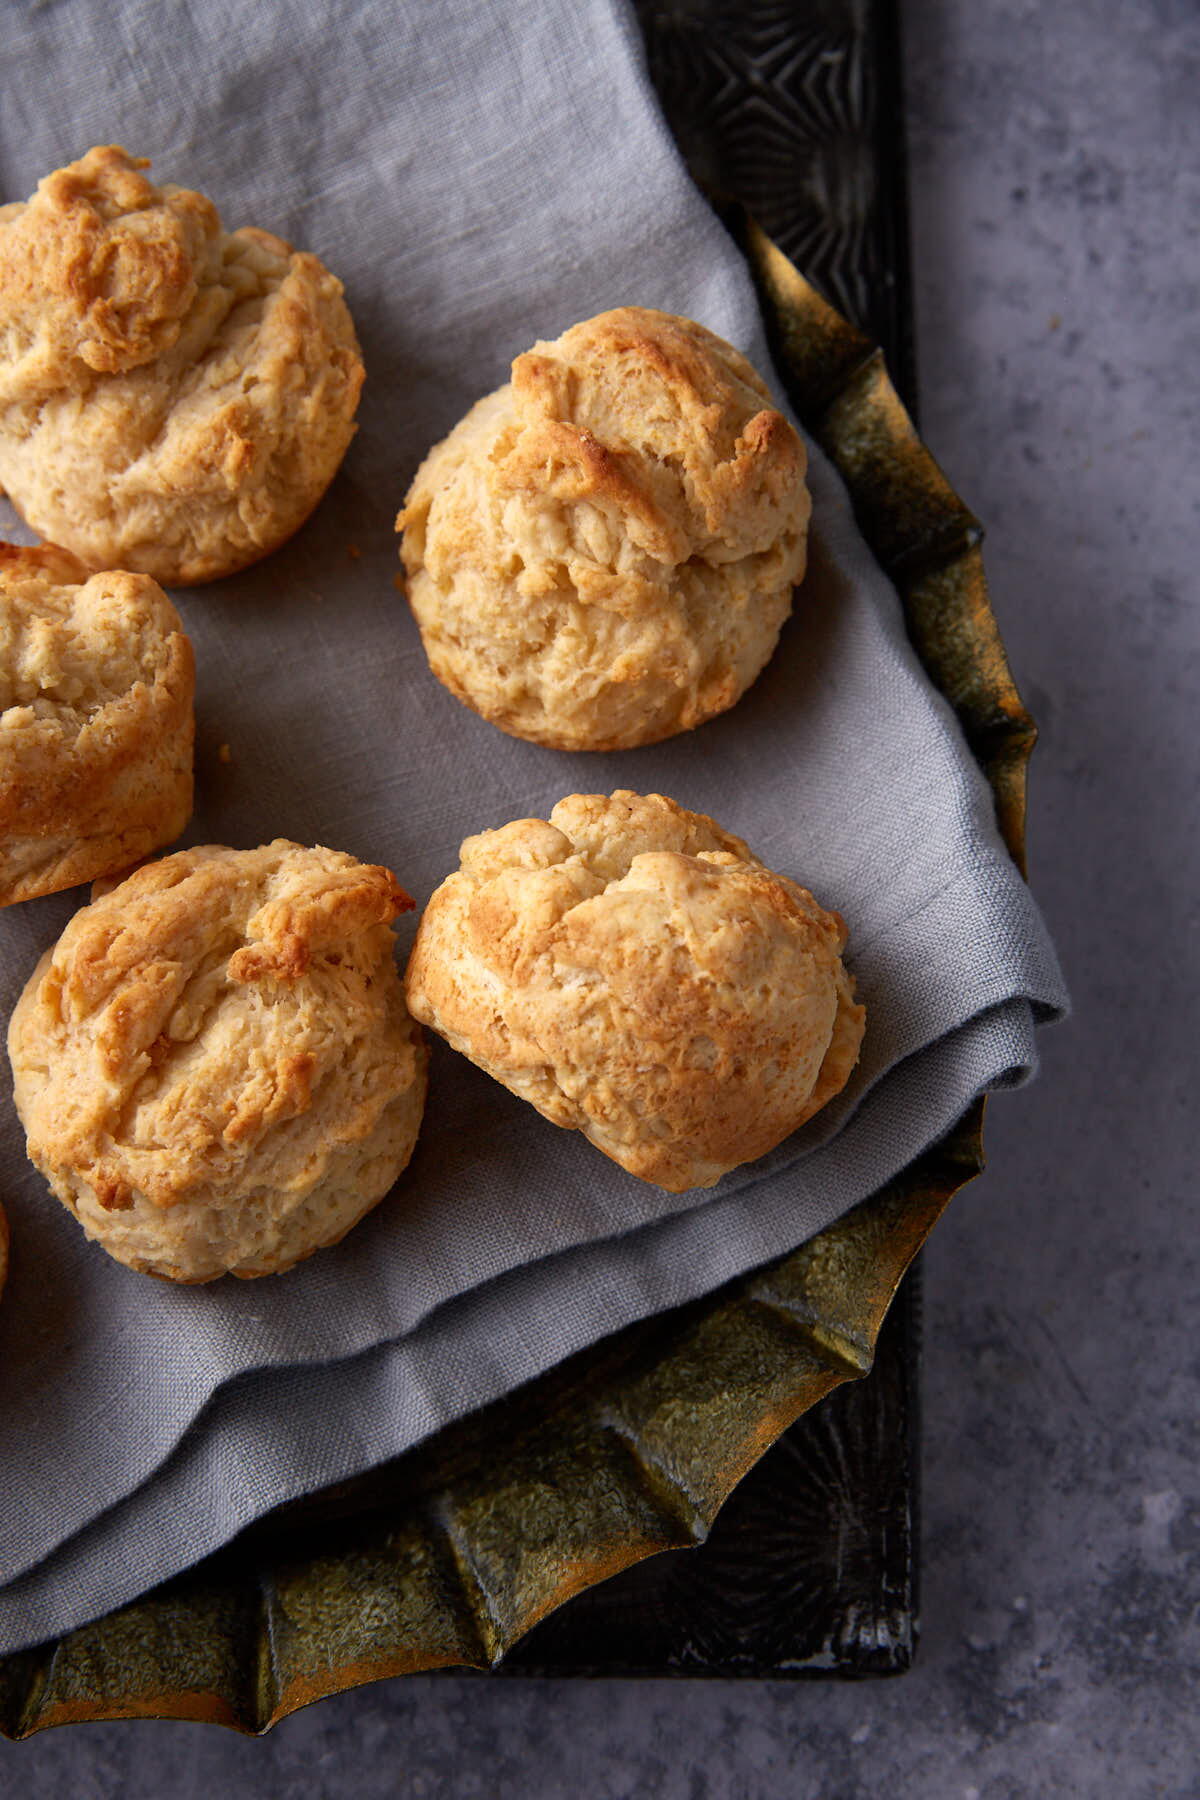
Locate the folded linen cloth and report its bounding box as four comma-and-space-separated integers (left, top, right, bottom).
0, 0, 1066, 1653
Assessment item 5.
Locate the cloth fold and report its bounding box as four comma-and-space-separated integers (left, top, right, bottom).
0, 0, 1066, 1654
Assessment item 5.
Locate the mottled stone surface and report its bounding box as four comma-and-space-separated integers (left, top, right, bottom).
2, 1, 1196, 1792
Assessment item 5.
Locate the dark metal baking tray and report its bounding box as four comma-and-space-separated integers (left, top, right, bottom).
0, 0, 1042, 1728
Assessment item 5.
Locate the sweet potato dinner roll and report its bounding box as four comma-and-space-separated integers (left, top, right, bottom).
0, 541, 193, 905
398, 308, 810, 750
0, 146, 363, 584
9, 841, 427, 1282
406, 791, 863, 1191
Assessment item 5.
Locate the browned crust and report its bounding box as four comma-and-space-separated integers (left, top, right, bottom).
407, 792, 864, 1191
0, 147, 218, 377
8, 842, 428, 1281
0, 543, 195, 904
398, 307, 810, 752
0, 147, 364, 584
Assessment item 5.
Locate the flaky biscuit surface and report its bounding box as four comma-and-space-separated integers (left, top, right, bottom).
0, 147, 364, 584
406, 792, 864, 1191
8, 841, 427, 1281
398, 308, 810, 750
0, 541, 193, 904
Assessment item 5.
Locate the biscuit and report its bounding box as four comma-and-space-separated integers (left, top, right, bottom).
398, 307, 810, 751
0, 146, 364, 584
0, 541, 193, 905
8, 841, 427, 1282
406, 791, 864, 1192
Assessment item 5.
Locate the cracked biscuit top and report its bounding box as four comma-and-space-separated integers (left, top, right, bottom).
0, 540, 193, 904
405, 791, 864, 1191
8, 841, 427, 1281
398, 307, 810, 751
0, 146, 364, 584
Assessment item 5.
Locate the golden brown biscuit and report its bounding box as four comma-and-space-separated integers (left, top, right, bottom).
0, 146, 364, 584
398, 307, 810, 751
406, 791, 864, 1192
8, 841, 427, 1282
0, 541, 193, 905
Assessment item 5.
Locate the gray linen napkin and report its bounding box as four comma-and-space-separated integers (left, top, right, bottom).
0, 0, 1066, 1652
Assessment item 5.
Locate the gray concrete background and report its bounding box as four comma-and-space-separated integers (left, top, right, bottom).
1, 0, 1196, 1793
